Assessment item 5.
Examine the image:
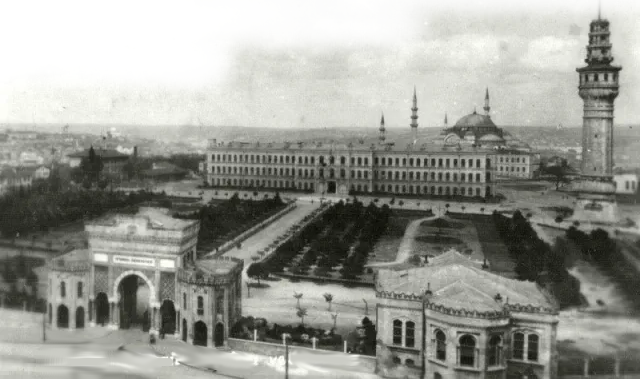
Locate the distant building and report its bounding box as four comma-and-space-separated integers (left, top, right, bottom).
67, 147, 130, 181
5, 130, 38, 141
141, 162, 188, 182
47, 207, 243, 348
495, 150, 540, 180
19, 151, 44, 167
0, 167, 33, 195
375, 250, 559, 379
613, 173, 638, 195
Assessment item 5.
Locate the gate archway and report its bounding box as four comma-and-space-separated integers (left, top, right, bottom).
95, 292, 109, 326
57, 305, 69, 328
116, 273, 151, 329
160, 300, 176, 335
214, 322, 225, 347
182, 318, 188, 342
193, 321, 208, 346
76, 307, 85, 328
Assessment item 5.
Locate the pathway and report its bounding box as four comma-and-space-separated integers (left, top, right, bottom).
213, 202, 322, 277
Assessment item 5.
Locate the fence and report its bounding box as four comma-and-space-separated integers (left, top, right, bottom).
558, 356, 640, 378
210, 202, 298, 257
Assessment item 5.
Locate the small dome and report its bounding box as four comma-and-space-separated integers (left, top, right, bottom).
454, 112, 497, 128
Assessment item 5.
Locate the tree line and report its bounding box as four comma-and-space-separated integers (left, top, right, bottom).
492, 210, 582, 308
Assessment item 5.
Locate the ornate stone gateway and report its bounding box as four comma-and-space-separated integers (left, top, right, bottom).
47, 207, 244, 348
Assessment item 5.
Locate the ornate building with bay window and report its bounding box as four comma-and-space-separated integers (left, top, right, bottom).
375, 250, 559, 379
47, 207, 243, 348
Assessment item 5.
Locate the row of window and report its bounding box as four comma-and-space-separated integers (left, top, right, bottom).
212, 166, 488, 183
498, 166, 529, 173
211, 153, 488, 169
183, 290, 233, 316
211, 177, 488, 197
498, 156, 528, 164
581, 72, 617, 84
392, 320, 539, 368
55, 281, 83, 298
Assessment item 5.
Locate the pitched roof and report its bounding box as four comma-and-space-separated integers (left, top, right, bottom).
376, 249, 555, 312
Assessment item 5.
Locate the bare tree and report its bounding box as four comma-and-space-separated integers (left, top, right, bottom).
331, 313, 338, 330
323, 293, 333, 311
294, 292, 303, 309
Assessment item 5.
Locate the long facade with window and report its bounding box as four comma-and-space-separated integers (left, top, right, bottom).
375, 250, 559, 379
47, 207, 243, 348
206, 141, 496, 199
205, 90, 540, 198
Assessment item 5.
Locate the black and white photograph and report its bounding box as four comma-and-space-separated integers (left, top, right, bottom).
0, 0, 639, 378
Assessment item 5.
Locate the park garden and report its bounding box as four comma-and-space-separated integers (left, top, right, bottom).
258, 199, 391, 285
174, 192, 287, 256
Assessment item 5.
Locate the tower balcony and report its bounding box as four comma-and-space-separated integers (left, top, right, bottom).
578, 86, 619, 101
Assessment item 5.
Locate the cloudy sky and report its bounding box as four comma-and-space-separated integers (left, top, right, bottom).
0, 0, 638, 129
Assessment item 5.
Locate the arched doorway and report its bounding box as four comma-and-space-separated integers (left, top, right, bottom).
117, 274, 150, 329
76, 307, 85, 328
214, 322, 225, 347
95, 292, 109, 326
182, 319, 188, 342
160, 300, 176, 335
57, 305, 69, 328
193, 321, 208, 346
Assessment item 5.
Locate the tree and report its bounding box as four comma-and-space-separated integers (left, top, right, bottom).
331, 313, 338, 330
323, 293, 333, 311
293, 292, 303, 309
296, 307, 308, 325
247, 262, 267, 285
542, 159, 572, 189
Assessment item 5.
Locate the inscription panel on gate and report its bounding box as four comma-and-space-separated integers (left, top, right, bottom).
113, 255, 156, 267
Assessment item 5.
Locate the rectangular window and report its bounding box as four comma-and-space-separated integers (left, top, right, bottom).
77, 282, 83, 298
405, 322, 415, 348
527, 335, 539, 361
197, 296, 204, 316
513, 333, 525, 360
393, 321, 402, 345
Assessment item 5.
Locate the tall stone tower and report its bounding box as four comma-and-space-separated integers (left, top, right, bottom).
483, 87, 491, 116
572, 11, 622, 224
410, 87, 418, 143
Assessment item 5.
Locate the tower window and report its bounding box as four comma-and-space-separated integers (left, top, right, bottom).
585, 75, 589, 83
604, 73, 608, 81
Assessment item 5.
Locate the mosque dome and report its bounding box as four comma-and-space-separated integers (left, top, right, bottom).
454, 111, 497, 129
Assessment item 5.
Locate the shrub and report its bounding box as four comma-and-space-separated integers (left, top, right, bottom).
555, 216, 564, 223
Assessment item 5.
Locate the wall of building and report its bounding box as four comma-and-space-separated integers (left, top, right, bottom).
613, 174, 638, 195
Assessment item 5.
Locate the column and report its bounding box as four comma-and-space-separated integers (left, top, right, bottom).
583, 357, 590, 378
223, 287, 229, 346
155, 306, 161, 334
175, 309, 181, 338
52, 302, 58, 330
114, 302, 120, 328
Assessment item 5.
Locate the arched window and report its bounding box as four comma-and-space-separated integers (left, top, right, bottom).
405, 359, 415, 366
434, 373, 442, 379
513, 332, 525, 360
488, 335, 502, 366
405, 321, 415, 348
392, 320, 402, 345
392, 356, 401, 364
77, 282, 83, 298
435, 330, 446, 361
197, 296, 204, 316
459, 335, 476, 367
528, 334, 539, 361
60, 281, 66, 298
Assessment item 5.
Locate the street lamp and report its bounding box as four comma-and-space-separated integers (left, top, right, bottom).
282, 333, 291, 379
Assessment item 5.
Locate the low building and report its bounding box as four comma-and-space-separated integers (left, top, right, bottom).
141, 162, 188, 182
67, 147, 130, 181
47, 207, 243, 348
0, 167, 33, 195
613, 173, 638, 195
375, 250, 558, 379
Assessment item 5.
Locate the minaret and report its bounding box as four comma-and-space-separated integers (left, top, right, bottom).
410, 87, 418, 143
572, 9, 622, 224
379, 113, 386, 143
483, 88, 491, 116
444, 113, 448, 128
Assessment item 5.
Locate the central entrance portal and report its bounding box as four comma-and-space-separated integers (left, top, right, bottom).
327, 181, 337, 194
118, 275, 150, 330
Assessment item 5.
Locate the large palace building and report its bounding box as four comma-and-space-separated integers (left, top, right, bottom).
205, 89, 536, 199
375, 250, 559, 379
47, 207, 243, 347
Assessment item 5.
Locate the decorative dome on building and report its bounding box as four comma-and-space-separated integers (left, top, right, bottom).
454, 111, 497, 129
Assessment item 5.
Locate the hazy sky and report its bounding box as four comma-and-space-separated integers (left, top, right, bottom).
1, 0, 639, 129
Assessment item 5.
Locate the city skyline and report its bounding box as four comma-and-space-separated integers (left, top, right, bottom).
1, 0, 639, 129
